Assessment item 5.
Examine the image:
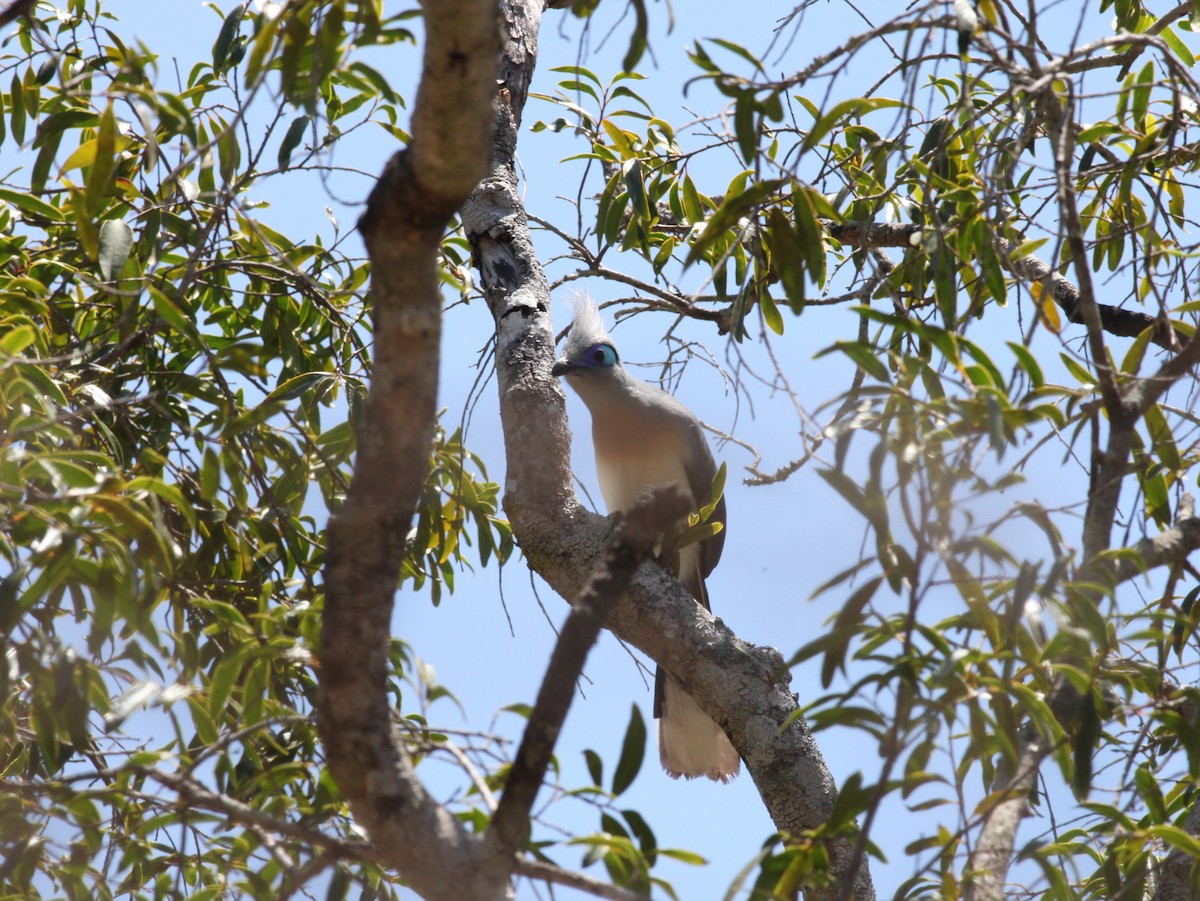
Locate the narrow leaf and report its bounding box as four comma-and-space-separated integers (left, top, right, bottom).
611, 704, 646, 796
277, 115, 309, 170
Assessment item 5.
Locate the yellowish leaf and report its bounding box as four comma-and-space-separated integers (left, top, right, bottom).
1031, 281, 1062, 333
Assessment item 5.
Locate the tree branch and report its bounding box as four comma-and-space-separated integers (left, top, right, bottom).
0, 0, 34, 28
140, 767, 383, 865
317, 2, 504, 899
1150, 748, 1200, 901
514, 857, 651, 901
825, 221, 1183, 350
461, 6, 876, 900
1115, 515, 1200, 585
487, 487, 693, 862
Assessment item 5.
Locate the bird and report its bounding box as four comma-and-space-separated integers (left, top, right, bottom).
953, 0, 980, 56
551, 296, 740, 783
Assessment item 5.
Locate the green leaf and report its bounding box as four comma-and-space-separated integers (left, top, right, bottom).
707, 38, 765, 74
760, 293, 784, 335
0, 324, 35, 356
623, 159, 651, 222
816, 340, 890, 382
820, 577, 882, 687
264, 372, 330, 403
1161, 25, 1196, 66
200, 447, 221, 501
611, 704, 646, 796
208, 655, 242, 721
1006, 341, 1044, 390
698, 462, 726, 522
30, 125, 61, 195
126, 475, 196, 529
802, 97, 906, 154
681, 174, 704, 223
583, 749, 603, 787
1072, 689, 1100, 797
149, 285, 203, 348
277, 115, 309, 170
217, 118, 241, 184
1132, 60, 1153, 133
10, 73, 25, 147
0, 186, 66, 221
684, 177, 785, 266
765, 206, 805, 310
734, 93, 757, 165
621, 0, 649, 72
792, 187, 831, 288
658, 847, 707, 865
1144, 403, 1182, 473
818, 468, 888, 536
620, 808, 657, 861
32, 109, 97, 149
1150, 825, 1200, 858
1170, 585, 1200, 658
1140, 463, 1171, 528
549, 64, 602, 87
85, 102, 119, 217
826, 770, 870, 829
60, 138, 99, 175
212, 3, 246, 71
1135, 763, 1166, 821
1059, 352, 1097, 386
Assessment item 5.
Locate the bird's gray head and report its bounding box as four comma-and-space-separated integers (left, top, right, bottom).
551, 296, 621, 378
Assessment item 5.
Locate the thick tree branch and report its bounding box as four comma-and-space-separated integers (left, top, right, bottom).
1124, 330, 1200, 417
487, 487, 692, 862
964, 686, 1085, 901
1151, 751, 1200, 901
1115, 513, 1200, 585
962, 742, 1045, 901
317, 2, 503, 899
0, 0, 33, 28
579, 216, 1181, 351
461, 5, 876, 899
1042, 88, 1133, 565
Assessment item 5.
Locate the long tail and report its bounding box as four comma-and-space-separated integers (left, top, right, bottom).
653, 550, 740, 782
655, 666, 740, 782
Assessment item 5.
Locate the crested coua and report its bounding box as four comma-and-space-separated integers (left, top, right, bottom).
551, 297, 740, 783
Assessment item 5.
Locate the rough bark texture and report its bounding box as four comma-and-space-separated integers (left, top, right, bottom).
318, 2, 1200, 898
1115, 512, 1200, 585
317, 2, 504, 899
1152, 779, 1200, 901
460, 5, 875, 899
489, 487, 694, 864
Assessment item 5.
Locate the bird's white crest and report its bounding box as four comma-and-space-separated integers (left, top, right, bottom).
563, 293, 612, 358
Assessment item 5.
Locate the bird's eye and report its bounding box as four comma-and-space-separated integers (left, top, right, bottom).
588, 344, 617, 366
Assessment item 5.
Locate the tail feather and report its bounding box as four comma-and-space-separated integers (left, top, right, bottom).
657, 667, 740, 782
654, 545, 740, 781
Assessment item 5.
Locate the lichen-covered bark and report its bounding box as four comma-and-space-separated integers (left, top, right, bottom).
460, 5, 875, 899
317, 2, 504, 899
